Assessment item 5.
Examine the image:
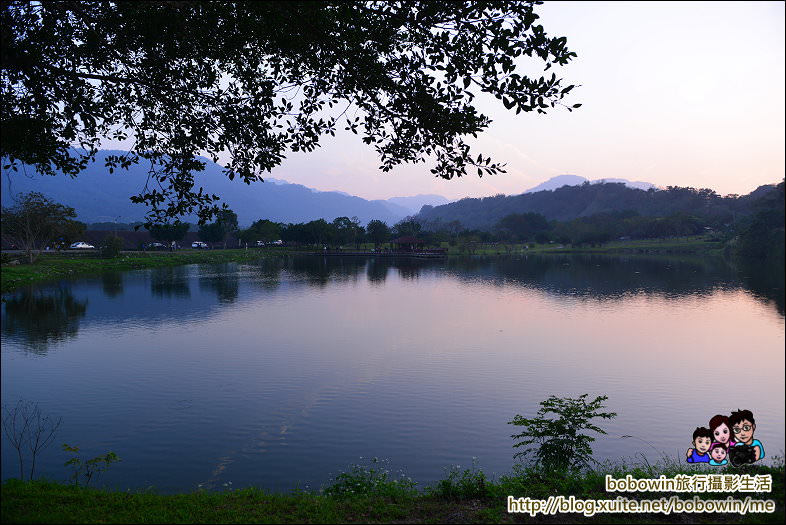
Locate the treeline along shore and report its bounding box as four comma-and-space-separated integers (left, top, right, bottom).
2, 180, 783, 294
0, 237, 735, 295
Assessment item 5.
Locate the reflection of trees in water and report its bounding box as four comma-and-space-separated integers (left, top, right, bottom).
289, 256, 331, 287
238, 254, 783, 317
733, 258, 785, 316
287, 256, 368, 288
198, 264, 239, 304
282, 256, 445, 286
150, 266, 191, 298
366, 259, 389, 284
245, 258, 284, 291
101, 271, 123, 298
445, 254, 752, 303
390, 259, 429, 280
2, 286, 87, 354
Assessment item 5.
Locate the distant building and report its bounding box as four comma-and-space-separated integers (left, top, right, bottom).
390, 236, 426, 252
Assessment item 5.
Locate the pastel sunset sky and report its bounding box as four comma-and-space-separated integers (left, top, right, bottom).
259, 1, 785, 201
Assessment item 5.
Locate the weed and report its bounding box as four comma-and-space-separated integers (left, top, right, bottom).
429, 457, 489, 500
62, 444, 120, 487
322, 457, 417, 500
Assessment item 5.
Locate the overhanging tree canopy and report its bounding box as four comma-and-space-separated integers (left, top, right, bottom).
1, 1, 578, 225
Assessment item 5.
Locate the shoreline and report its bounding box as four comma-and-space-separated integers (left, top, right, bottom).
0, 239, 728, 294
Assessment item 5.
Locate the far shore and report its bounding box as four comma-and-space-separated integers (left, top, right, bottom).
0, 237, 726, 294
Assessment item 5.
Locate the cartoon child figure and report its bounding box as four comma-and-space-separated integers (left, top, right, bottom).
709, 414, 736, 447
709, 442, 728, 466
686, 427, 712, 463
729, 409, 764, 461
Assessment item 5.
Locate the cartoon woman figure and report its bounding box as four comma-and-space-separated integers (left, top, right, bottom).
709, 414, 736, 448
709, 442, 728, 466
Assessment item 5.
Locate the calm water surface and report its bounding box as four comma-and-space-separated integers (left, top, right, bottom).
2, 255, 784, 493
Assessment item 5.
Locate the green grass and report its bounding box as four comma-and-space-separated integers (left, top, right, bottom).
0, 248, 293, 294
3, 457, 783, 524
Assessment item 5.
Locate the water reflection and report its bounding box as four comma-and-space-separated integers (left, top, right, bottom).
199, 264, 239, 304
245, 258, 284, 292
366, 259, 389, 284
444, 255, 744, 302
287, 256, 369, 287
2, 286, 87, 354
242, 255, 782, 315
101, 271, 124, 298
733, 258, 785, 316
392, 259, 429, 281
151, 266, 191, 298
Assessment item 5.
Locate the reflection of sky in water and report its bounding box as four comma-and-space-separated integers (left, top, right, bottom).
1, 256, 783, 494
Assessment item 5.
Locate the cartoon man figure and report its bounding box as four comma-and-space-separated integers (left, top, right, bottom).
686, 427, 712, 463
709, 442, 728, 466
729, 409, 764, 461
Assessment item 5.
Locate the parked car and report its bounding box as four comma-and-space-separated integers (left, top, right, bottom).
192, 241, 208, 249
147, 242, 167, 250
255, 240, 266, 247
69, 241, 94, 249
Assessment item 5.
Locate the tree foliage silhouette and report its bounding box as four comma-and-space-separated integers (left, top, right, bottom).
2, 1, 578, 225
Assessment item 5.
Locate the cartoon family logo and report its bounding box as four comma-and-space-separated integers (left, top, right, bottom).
686, 409, 764, 466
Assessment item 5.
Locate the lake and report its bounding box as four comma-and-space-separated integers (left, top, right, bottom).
1, 254, 784, 494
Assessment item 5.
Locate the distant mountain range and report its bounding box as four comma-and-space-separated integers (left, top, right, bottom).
523, 174, 657, 193
0, 151, 451, 226
417, 178, 778, 230
6, 152, 772, 232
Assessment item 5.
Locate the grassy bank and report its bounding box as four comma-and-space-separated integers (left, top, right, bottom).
2, 459, 783, 524
0, 249, 292, 294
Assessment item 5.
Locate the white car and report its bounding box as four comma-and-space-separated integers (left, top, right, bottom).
192, 241, 208, 249
69, 241, 95, 249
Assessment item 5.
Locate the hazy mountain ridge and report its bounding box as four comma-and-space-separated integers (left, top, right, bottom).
523, 174, 657, 193
386, 194, 452, 215
0, 151, 439, 226
3, 152, 773, 231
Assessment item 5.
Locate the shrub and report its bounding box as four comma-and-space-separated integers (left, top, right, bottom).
100, 235, 123, 258
509, 394, 616, 472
